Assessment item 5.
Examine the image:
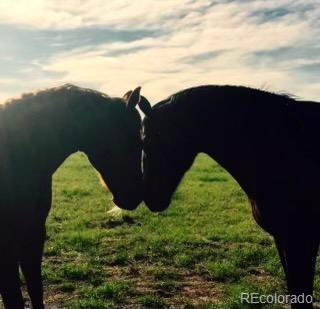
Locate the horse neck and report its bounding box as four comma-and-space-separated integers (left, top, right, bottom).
0, 96, 87, 178
178, 99, 258, 197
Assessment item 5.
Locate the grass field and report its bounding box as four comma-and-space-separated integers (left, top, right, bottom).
23, 153, 320, 308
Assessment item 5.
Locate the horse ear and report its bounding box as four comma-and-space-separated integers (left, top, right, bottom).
139, 96, 152, 116
124, 86, 141, 108
123, 90, 133, 102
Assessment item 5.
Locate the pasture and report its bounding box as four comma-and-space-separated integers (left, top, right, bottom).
18, 153, 320, 308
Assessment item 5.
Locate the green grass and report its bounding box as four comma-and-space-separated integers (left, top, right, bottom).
27, 152, 319, 308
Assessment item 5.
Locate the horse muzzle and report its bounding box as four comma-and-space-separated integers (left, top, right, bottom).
112, 194, 142, 210
143, 196, 171, 212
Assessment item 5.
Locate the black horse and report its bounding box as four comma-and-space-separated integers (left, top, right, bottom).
139, 85, 320, 308
0, 84, 143, 309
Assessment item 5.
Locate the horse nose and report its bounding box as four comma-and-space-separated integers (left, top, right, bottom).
144, 197, 170, 212
113, 194, 142, 210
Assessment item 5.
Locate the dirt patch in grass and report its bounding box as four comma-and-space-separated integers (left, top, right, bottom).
179, 273, 222, 303
114, 266, 223, 307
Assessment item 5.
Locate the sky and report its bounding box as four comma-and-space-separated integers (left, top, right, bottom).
0, 0, 319, 104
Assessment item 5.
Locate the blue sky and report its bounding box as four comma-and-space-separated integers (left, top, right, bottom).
0, 0, 319, 103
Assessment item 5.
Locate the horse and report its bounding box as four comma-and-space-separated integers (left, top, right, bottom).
0, 84, 143, 309
138, 85, 320, 309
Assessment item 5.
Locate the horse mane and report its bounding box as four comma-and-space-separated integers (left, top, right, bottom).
0, 84, 130, 132
0, 84, 135, 152
1, 84, 112, 110
152, 85, 300, 110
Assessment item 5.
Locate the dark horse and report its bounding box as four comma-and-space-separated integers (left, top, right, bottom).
0, 84, 143, 308
139, 85, 320, 308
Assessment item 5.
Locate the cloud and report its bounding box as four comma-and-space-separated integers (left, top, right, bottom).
0, 0, 319, 102
0, 0, 211, 30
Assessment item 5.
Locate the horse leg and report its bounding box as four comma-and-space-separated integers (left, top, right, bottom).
20, 224, 46, 309
274, 236, 288, 279
0, 260, 24, 309
278, 230, 318, 309
21, 180, 52, 309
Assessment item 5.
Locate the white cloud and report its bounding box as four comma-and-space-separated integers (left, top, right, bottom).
0, 0, 211, 30
36, 1, 319, 102
0, 0, 319, 101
